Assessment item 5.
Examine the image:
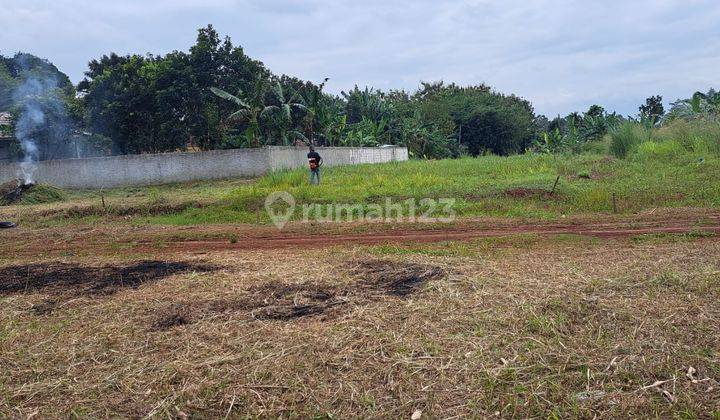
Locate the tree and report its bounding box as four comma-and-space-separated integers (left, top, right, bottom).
0, 52, 80, 160
210, 76, 270, 147
585, 105, 605, 119
298, 77, 345, 146
665, 89, 719, 122
409, 82, 535, 155
260, 82, 309, 145
639, 95, 664, 123
80, 25, 272, 153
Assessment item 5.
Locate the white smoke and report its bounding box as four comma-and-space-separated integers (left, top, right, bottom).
15, 97, 44, 183
13, 72, 62, 185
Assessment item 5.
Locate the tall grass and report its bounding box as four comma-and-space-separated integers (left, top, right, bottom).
612, 119, 720, 160
654, 119, 720, 156
609, 122, 651, 158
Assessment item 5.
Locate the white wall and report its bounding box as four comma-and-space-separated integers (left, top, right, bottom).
0, 146, 408, 189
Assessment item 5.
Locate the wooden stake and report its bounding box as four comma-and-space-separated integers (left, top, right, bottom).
612, 193, 617, 214
101, 194, 106, 211
551, 175, 560, 194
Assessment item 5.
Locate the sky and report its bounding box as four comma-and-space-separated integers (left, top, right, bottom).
1, 0, 719, 117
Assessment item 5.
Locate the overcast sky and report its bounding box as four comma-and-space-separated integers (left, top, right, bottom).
1, 0, 718, 116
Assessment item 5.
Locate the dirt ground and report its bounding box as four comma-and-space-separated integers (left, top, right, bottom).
0, 209, 719, 417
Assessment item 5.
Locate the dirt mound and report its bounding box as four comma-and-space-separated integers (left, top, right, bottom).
152, 260, 445, 330
0, 260, 218, 298
503, 187, 559, 199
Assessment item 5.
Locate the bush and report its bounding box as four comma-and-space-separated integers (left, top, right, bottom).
577, 169, 591, 179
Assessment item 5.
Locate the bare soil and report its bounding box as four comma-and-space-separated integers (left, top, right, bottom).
1, 209, 718, 260
134, 213, 720, 253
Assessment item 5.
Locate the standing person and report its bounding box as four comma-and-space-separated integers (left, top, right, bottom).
307, 146, 322, 185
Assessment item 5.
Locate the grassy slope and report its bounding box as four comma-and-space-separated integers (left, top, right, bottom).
4, 151, 719, 227
119, 152, 720, 224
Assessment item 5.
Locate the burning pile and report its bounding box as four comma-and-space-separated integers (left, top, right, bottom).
0, 179, 36, 206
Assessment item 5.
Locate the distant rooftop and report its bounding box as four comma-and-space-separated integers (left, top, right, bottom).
0, 112, 12, 126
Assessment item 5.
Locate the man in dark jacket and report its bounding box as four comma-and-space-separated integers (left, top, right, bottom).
307, 146, 322, 185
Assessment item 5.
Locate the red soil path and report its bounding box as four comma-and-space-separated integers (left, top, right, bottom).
3, 209, 719, 256
142, 212, 720, 253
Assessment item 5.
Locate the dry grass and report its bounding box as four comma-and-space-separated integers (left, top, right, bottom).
0, 235, 719, 418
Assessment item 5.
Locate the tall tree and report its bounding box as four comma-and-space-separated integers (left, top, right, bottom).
639, 95, 664, 123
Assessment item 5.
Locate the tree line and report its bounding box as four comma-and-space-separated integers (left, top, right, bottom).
76, 25, 537, 158
1, 25, 718, 161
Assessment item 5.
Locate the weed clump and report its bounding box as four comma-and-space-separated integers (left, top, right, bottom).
609, 122, 651, 158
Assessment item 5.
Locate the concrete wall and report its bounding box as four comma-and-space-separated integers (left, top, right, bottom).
267, 146, 408, 171
0, 146, 408, 189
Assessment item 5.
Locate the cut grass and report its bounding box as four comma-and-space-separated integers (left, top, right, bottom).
0, 234, 717, 417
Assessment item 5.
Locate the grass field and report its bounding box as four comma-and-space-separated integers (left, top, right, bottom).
0, 232, 718, 418
2, 150, 719, 228
1, 150, 719, 418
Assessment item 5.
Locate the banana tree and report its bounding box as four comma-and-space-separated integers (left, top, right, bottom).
210, 83, 268, 147
261, 82, 309, 146
666, 90, 720, 122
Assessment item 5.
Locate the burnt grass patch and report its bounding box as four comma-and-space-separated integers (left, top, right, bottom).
347, 260, 446, 296
152, 260, 446, 330
0, 260, 218, 299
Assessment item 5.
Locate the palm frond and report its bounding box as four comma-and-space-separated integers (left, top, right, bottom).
290, 130, 310, 145
228, 109, 252, 122
291, 103, 310, 113
210, 87, 249, 108
282, 104, 291, 121
271, 83, 285, 103
260, 105, 280, 121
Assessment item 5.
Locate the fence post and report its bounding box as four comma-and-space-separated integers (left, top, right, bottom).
612, 192, 617, 214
